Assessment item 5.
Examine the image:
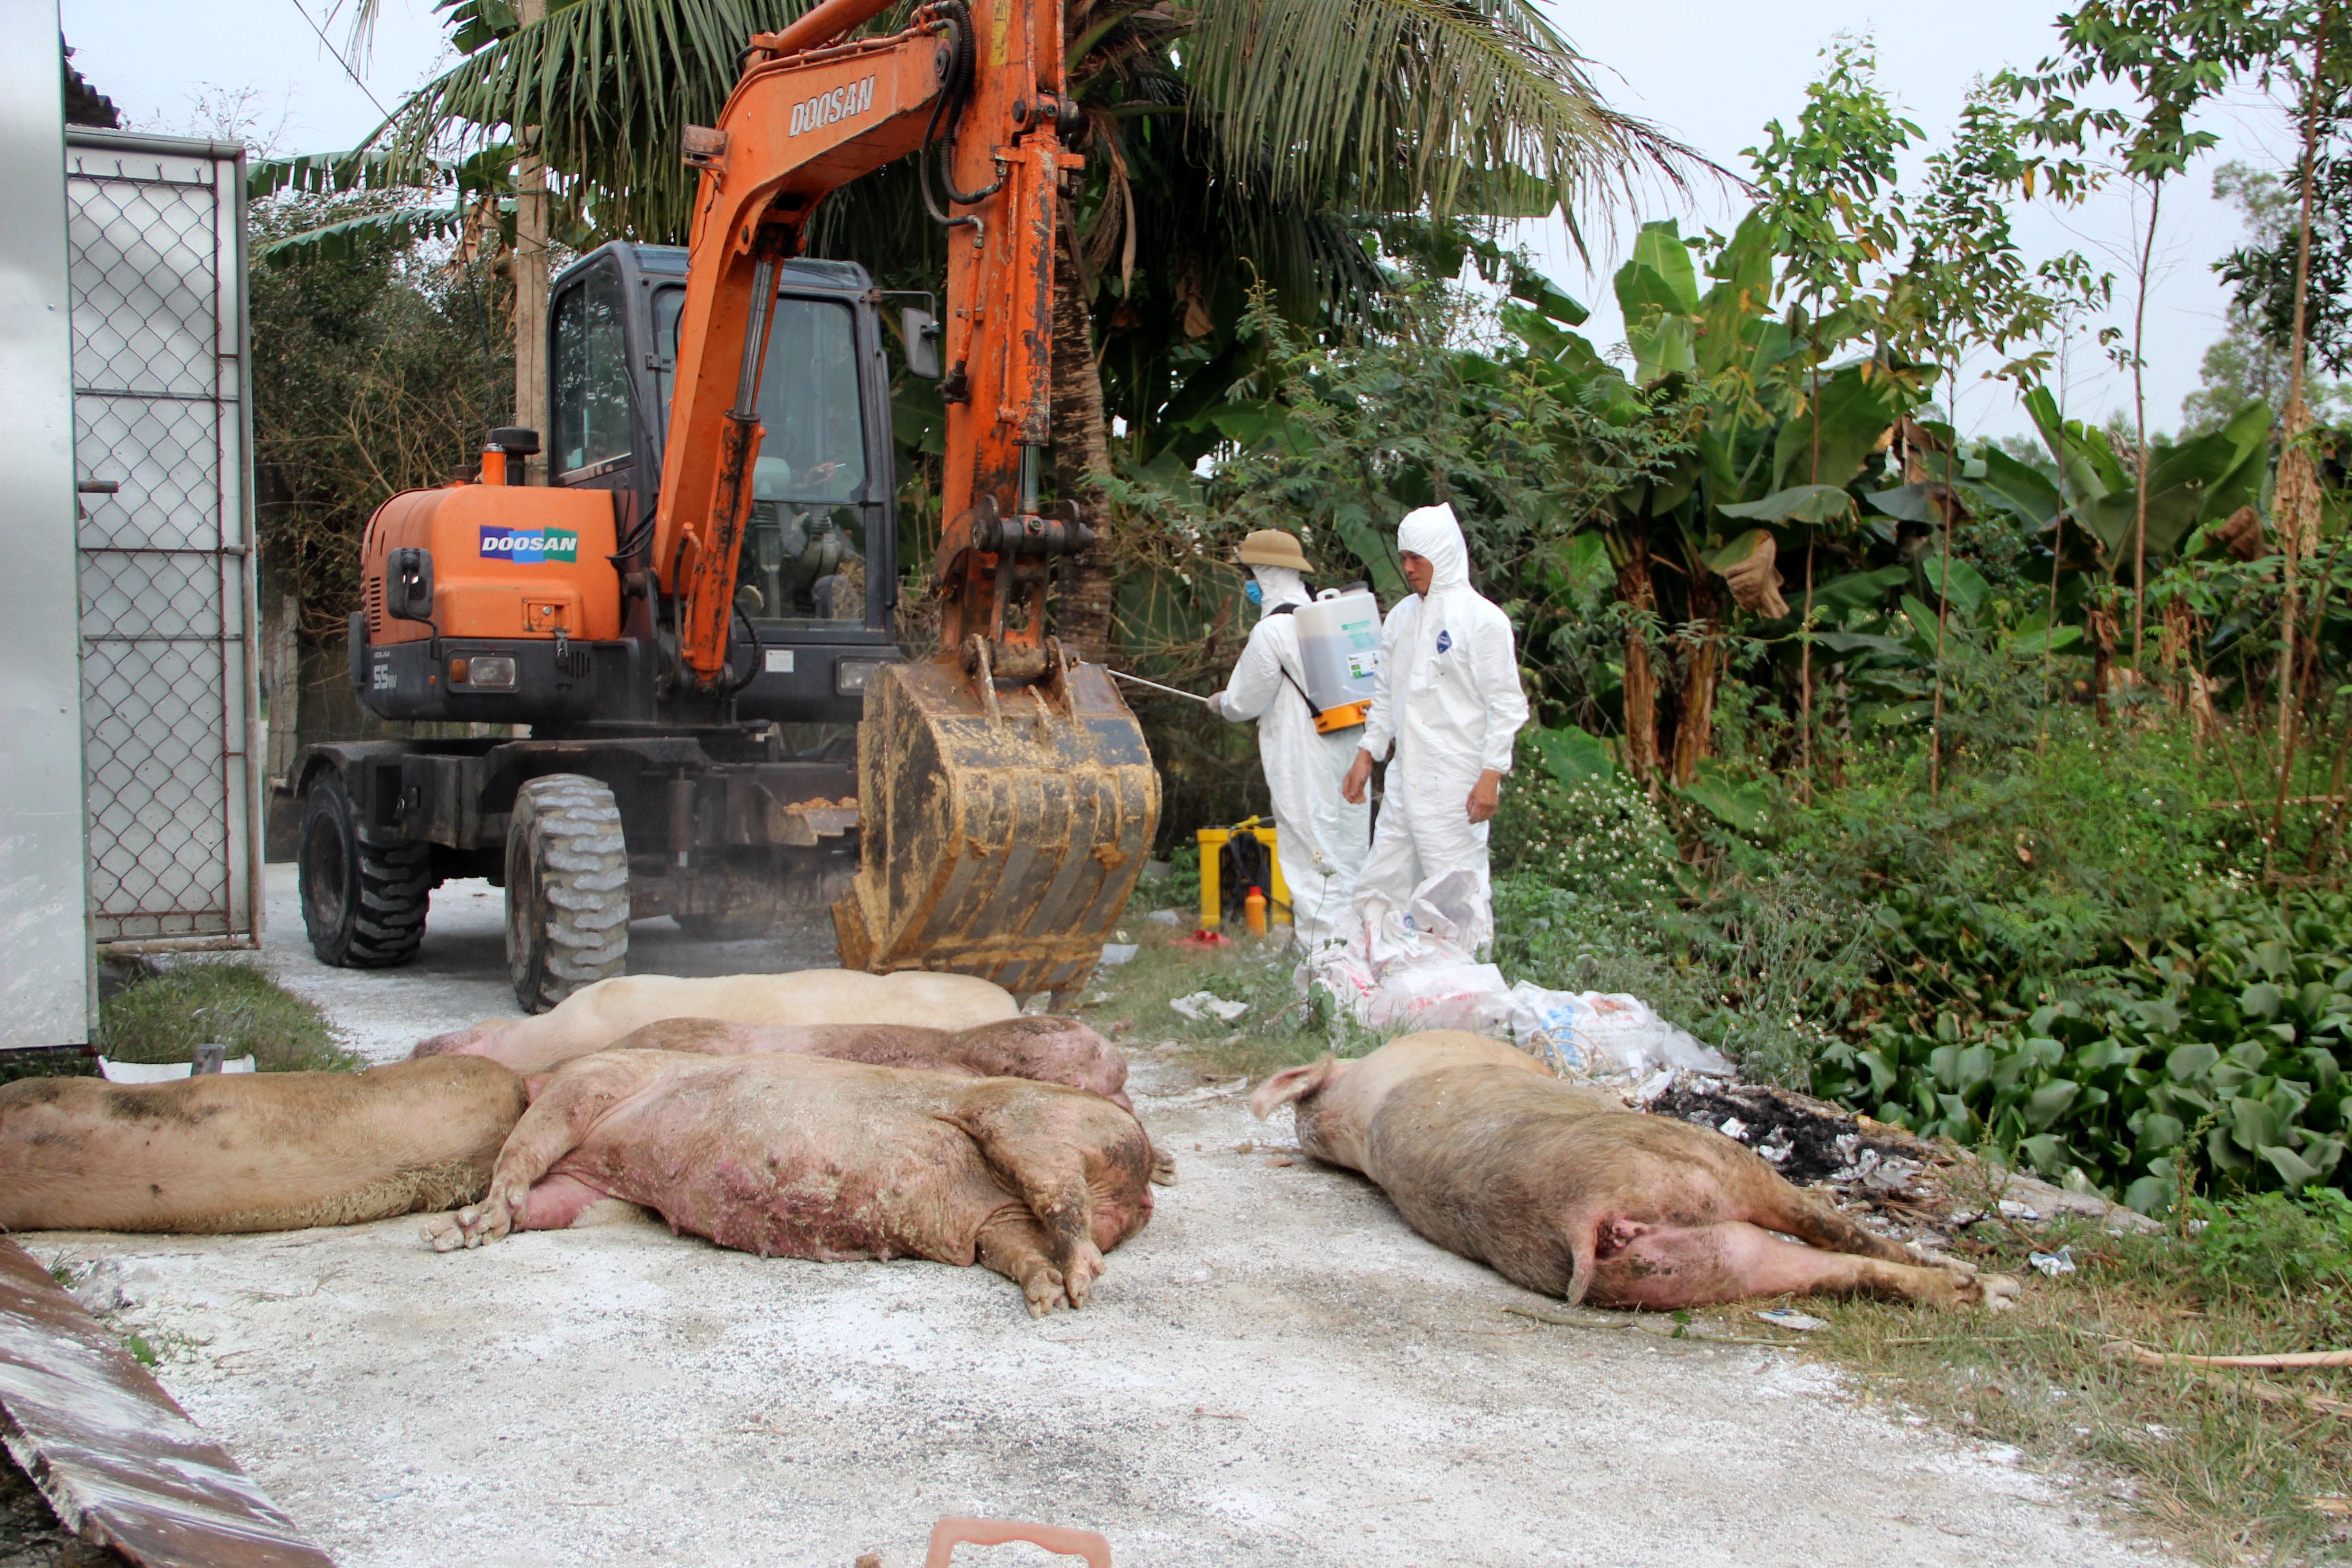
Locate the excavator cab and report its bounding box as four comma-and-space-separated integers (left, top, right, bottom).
553, 244, 898, 721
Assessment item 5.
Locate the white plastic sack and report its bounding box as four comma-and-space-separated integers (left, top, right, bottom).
1361, 960, 1513, 1035
1300, 947, 1380, 1020
97, 1056, 257, 1083
1404, 868, 1484, 949
1354, 867, 1488, 977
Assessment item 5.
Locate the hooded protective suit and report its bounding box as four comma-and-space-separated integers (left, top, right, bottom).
1351, 504, 1529, 954
1209, 564, 1370, 948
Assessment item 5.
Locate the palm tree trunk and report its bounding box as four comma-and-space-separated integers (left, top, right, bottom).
1049, 247, 1115, 662
511, 0, 549, 479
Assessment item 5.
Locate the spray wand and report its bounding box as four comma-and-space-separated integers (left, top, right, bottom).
1108, 669, 1214, 704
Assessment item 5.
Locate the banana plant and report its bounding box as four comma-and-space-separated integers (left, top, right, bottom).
2021, 386, 2274, 571
1504, 212, 1931, 794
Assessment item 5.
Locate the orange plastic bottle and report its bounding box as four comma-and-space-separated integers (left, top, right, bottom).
1244, 885, 1268, 936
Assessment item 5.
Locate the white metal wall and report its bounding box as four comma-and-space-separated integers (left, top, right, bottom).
0, 1, 95, 1047
65, 128, 263, 949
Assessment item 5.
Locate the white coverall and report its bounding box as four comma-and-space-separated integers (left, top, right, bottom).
1352, 504, 1530, 956
1209, 565, 1371, 949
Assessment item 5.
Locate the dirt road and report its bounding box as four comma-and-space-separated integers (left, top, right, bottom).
29, 869, 2176, 1567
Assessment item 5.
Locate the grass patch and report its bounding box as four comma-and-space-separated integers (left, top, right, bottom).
1806, 1193, 2352, 1565
100, 961, 361, 1073
1079, 872, 1333, 1079
0, 1048, 98, 1088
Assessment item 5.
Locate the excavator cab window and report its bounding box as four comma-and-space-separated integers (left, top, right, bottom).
651, 287, 872, 627
550, 265, 633, 478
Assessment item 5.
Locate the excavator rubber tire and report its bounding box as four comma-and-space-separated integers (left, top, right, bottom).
297, 770, 429, 968
506, 773, 631, 1014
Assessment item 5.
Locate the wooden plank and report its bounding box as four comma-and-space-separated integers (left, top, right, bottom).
0, 1238, 333, 1567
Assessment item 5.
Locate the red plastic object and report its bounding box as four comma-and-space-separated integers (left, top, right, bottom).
924, 1517, 1113, 1567
1178, 928, 1234, 948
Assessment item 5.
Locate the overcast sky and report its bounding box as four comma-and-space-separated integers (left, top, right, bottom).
60, 0, 2309, 442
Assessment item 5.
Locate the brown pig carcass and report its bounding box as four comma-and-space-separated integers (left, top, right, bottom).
425, 1049, 1154, 1316
1252, 1031, 2019, 1311
412, 968, 1019, 1074
604, 1015, 1135, 1110
0, 1057, 526, 1234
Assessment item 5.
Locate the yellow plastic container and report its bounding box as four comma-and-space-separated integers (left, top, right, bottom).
1194, 819, 1290, 930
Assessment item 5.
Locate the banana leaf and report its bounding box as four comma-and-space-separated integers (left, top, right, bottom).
1717, 483, 1852, 525
1770, 361, 1906, 493
2080, 401, 2275, 565
1966, 446, 2062, 532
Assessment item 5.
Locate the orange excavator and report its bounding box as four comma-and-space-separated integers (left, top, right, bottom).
287, 0, 1159, 1010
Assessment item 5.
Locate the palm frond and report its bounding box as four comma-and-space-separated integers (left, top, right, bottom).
257, 203, 474, 265
1181, 0, 1701, 228
370, 0, 822, 244
248, 148, 449, 201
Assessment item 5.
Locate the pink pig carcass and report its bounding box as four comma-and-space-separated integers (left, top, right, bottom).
1253, 1031, 2019, 1311
599, 1015, 1135, 1111
427, 1049, 1155, 1317
412, 968, 1020, 1074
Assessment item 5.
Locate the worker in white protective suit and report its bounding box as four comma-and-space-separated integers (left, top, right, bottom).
1341, 503, 1529, 956
1207, 529, 1371, 950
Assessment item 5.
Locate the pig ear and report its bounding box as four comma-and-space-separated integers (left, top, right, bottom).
1250, 1058, 1341, 1120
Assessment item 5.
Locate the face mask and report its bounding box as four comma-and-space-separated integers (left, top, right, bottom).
1243, 580, 1263, 606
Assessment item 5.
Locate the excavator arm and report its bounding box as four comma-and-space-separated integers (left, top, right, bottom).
654, 0, 1085, 687
653, 0, 1158, 999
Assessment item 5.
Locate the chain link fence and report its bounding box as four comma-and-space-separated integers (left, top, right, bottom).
66, 129, 261, 948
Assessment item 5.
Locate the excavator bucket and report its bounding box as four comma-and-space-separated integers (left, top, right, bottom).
832, 653, 1160, 996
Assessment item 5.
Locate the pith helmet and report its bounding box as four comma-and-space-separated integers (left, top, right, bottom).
1236, 529, 1313, 573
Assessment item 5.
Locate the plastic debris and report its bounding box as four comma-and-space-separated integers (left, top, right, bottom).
2029, 1246, 2076, 1278
1178, 929, 1234, 949
1831, 1144, 1922, 1195
1754, 1307, 1829, 1333
1099, 943, 1139, 966
1171, 992, 1249, 1023
1997, 1199, 2043, 1222
1719, 1117, 1748, 1141
1145, 908, 1184, 926
1505, 984, 1732, 1081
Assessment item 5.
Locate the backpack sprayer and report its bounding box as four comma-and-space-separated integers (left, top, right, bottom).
1107, 585, 1382, 734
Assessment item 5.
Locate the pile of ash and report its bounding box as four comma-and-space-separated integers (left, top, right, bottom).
1639, 1075, 2157, 1249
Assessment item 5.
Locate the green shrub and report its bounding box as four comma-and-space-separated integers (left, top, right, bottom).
2192, 1187, 2352, 1316
100, 962, 361, 1073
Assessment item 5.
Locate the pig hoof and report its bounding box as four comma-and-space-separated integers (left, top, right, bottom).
1061, 1242, 1105, 1309
1024, 1267, 1066, 1318
421, 1214, 466, 1252
1975, 1272, 2023, 1310
1149, 1149, 1178, 1186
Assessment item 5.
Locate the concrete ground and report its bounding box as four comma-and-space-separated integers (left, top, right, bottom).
26, 869, 2183, 1567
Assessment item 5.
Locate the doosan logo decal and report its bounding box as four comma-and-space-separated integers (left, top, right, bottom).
790, 76, 875, 136
479, 525, 580, 563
